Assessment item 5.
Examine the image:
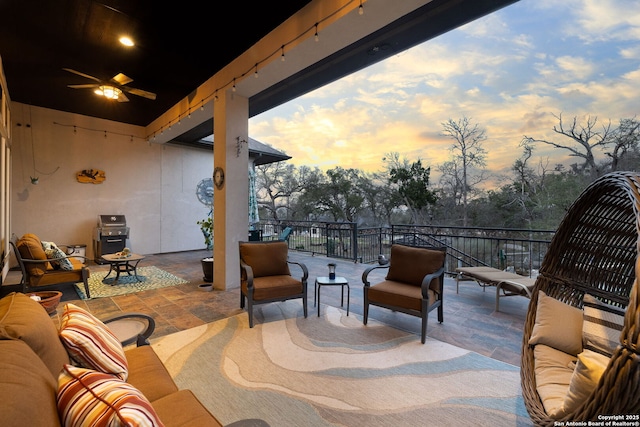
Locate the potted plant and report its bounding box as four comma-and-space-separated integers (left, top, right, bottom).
197, 214, 214, 282
197, 215, 213, 250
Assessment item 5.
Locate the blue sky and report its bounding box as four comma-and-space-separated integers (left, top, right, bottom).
249, 0, 640, 183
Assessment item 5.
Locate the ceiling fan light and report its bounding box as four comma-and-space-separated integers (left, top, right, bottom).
94, 88, 104, 96
119, 36, 134, 47
98, 85, 121, 100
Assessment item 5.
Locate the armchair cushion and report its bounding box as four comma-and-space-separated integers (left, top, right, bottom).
16, 233, 50, 276
250, 275, 303, 300
385, 245, 445, 287
239, 241, 290, 277
368, 280, 436, 311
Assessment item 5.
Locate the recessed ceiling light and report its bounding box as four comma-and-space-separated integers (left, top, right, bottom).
119, 36, 134, 47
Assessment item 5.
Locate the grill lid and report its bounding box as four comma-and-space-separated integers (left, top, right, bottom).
98, 215, 126, 227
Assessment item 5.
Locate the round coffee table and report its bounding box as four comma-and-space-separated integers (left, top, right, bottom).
314, 276, 350, 316
101, 253, 145, 285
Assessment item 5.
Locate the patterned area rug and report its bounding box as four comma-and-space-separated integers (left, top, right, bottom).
74, 266, 187, 299
151, 301, 533, 426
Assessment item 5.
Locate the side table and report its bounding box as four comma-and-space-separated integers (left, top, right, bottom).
314, 276, 350, 316
101, 253, 145, 285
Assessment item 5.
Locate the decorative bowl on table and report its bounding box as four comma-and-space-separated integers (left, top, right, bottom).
28, 291, 63, 314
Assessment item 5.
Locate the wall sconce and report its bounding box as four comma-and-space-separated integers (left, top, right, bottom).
236, 137, 247, 157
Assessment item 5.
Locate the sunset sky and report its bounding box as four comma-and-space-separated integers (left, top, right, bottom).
249, 0, 640, 185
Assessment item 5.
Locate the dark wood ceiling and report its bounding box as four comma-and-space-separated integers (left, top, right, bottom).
0, 0, 313, 126
1, 0, 519, 145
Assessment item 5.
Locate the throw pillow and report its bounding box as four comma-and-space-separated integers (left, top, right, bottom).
582, 293, 625, 357
528, 291, 584, 356
556, 349, 610, 417
57, 365, 163, 427
42, 240, 74, 270
59, 303, 129, 381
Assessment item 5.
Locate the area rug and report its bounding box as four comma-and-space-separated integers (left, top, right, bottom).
74, 266, 187, 300
151, 301, 532, 426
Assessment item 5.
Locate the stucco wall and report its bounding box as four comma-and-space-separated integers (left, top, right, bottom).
10, 102, 213, 260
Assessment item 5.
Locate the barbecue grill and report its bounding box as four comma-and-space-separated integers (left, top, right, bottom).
93, 214, 129, 263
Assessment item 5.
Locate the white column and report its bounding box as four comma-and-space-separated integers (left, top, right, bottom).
212, 90, 249, 290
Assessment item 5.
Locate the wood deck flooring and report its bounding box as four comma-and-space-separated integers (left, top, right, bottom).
2, 249, 531, 366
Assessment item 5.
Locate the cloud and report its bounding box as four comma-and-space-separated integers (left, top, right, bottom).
249, 0, 640, 182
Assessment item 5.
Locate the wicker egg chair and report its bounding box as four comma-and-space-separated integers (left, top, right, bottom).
521, 171, 640, 425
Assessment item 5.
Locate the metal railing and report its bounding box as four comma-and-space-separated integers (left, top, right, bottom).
255, 220, 555, 276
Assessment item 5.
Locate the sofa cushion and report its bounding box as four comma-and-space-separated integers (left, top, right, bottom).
57, 365, 163, 427
0, 339, 61, 427
528, 291, 584, 356
582, 293, 625, 357
152, 390, 223, 427
17, 233, 50, 276
125, 345, 179, 403
0, 292, 70, 377
59, 303, 129, 381
386, 245, 445, 287
240, 241, 290, 277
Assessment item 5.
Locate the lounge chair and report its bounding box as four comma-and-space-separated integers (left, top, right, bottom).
455, 266, 536, 311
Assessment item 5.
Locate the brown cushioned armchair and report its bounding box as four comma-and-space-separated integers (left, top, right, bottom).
10, 233, 91, 298
239, 240, 309, 327
362, 244, 446, 343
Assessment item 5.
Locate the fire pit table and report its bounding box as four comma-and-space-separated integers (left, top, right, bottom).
101, 253, 145, 285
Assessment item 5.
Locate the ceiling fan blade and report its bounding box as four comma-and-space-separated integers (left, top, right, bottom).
63, 68, 101, 82
68, 84, 99, 89
123, 87, 157, 100
117, 92, 130, 102
111, 73, 133, 86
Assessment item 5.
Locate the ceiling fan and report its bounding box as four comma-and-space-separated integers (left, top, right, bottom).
63, 68, 157, 102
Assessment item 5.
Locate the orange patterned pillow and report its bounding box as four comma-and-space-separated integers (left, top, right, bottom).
59, 303, 128, 381
57, 365, 163, 427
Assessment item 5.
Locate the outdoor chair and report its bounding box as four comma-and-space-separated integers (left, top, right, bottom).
520, 171, 640, 424
10, 233, 91, 298
362, 244, 446, 343
239, 240, 309, 328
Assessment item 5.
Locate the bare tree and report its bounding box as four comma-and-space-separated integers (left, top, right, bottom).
607, 117, 640, 171
440, 117, 488, 227
523, 113, 612, 180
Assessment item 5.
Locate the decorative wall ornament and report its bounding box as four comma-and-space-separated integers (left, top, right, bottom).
214, 167, 225, 190
76, 169, 106, 184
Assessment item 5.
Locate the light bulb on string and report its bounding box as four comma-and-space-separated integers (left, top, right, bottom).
232, 78, 236, 92
359, 0, 364, 15
254, 64, 259, 78
281, 45, 285, 62
315, 24, 319, 42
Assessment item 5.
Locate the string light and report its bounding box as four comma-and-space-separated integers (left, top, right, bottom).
145, 0, 362, 140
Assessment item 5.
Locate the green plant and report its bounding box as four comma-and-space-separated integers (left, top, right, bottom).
197, 216, 213, 250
